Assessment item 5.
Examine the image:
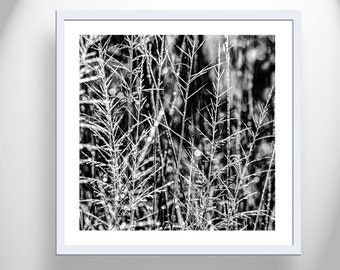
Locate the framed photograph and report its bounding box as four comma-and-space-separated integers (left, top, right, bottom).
56, 10, 301, 254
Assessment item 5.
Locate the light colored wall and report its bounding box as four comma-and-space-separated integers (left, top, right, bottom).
0, 1, 339, 269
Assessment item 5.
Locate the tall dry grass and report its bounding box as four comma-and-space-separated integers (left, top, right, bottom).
79, 34, 275, 231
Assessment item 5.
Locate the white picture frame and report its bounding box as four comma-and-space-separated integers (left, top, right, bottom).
56, 10, 301, 255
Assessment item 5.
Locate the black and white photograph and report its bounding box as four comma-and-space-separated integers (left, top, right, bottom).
78, 34, 276, 231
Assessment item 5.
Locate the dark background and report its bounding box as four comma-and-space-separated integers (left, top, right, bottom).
1, 1, 340, 269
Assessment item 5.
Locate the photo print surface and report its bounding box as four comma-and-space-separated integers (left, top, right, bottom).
79, 35, 275, 231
